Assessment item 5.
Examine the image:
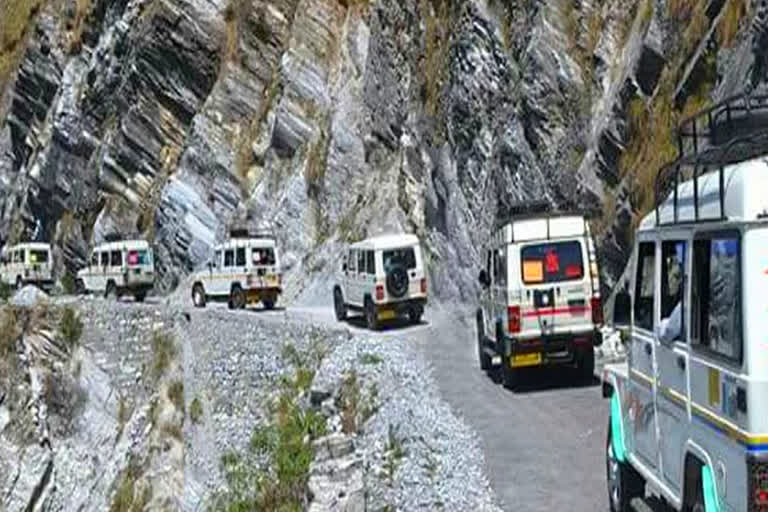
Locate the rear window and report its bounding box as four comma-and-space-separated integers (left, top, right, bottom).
28, 250, 49, 264
251, 248, 276, 265
520, 241, 584, 284
382, 247, 416, 271
127, 250, 151, 266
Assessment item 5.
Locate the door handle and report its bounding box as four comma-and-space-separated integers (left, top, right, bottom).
676, 355, 686, 371
644, 343, 652, 356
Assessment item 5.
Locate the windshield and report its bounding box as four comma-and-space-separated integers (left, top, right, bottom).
521, 241, 584, 284
127, 250, 151, 266
251, 247, 276, 266
28, 250, 50, 264
382, 247, 417, 271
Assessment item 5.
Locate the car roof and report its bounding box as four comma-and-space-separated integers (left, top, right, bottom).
640, 155, 768, 231
3, 242, 51, 251
349, 234, 421, 251
93, 240, 151, 251
214, 238, 277, 250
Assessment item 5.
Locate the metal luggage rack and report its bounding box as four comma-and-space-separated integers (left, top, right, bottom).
654, 92, 768, 226
493, 200, 592, 232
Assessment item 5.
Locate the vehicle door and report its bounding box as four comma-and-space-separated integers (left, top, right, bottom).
222, 248, 235, 294
655, 236, 691, 494
235, 246, 247, 288
97, 251, 109, 290
481, 248, 494, 338
204, 250, 222, 295
357, 250, 368, 303
345, 250, 358, 305
85, 252, 98, 290
364, 250, 376, 301
628, 238, 661, 474
492, 246, 507, 338
110, 250, 124, 285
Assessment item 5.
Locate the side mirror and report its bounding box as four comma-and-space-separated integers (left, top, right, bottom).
478, 269, 490, 288
613, 289, 631, 327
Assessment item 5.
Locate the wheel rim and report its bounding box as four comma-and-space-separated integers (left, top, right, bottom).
194, 289, 202, 306
607, 437, 621, 510
16, 278, 22, 290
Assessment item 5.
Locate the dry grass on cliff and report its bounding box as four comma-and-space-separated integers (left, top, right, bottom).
718, 0, 749, 47
0, 0, 42, 95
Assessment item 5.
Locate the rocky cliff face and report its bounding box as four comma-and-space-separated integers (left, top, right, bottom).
1, 0, 765, 301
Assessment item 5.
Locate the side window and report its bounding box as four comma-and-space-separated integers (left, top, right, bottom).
366, 251, 375, 274
348, 250, 356, 272
101, 252, 109, 266
634, 242, 656, 331
224, 250, 235, 267
236, 247, 246, 266
358, 250, 365, 273
691, 236, 741, 362
111, 250, 122, 267
91, 253, 98, 266
660, 240, 687, 343
214, 250, 221, 267
14, 250, 22, 263
493, 247, 506, 287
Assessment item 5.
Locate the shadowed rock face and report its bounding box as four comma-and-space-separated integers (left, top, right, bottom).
1, 0, 767, 302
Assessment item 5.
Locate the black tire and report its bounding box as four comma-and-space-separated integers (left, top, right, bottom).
365, 297, 379, 331
263, 298, 275, 310
578, 345, 596, 383
192, 284, 206, 308
408, 307, 422, 324
134, 291, 147, 303
229, 285, 245, 310
105, 281, 117, 300
477, 311, 491, 371
501, 361, 519, 390
385, 265, 409, 298
15, 276, 23, 291
606, 418, 644, 512
334, 287, 347, 321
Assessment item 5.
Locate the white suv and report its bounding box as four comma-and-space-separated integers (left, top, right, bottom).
0, 242, 54, 291
476, 211, 604, 390
333, 234, 428, 330
190, 232, 282, 310
76, 239, 155, 301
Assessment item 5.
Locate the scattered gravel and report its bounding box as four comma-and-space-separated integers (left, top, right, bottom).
313, 336, 504, 512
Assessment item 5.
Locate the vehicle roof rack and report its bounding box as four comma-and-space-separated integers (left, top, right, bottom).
229, 227, 275, 239
653, 91, 768, 226
493, 200, 590, 231
103, 233, 126, 242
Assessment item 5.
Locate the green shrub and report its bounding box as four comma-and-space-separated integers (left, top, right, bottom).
110, 460, 151, 512
58, 307, 83, 348
360, 352, 383, 365
190, 397, 204, 424
60, 273, 76, 295
0, 281, 11, 302
151, 332, 176, 380
167, 380, 184, 412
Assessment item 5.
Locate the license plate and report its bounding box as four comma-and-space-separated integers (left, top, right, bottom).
511, 353, 542, 367
378, 310, 396, 321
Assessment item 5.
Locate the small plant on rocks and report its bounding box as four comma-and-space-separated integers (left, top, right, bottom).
60, 273, 76, 295
0, 308, 20, 358
0, 280, 11, 302
384, 423, 406, 486
360, 382, 379, 425
58, 306, 83, 348
110, 459, 151, 512
151, 332, 176, 380
340, 370, 360, 434
189, 397, 204, 424
117, 396, 132, 437
360, 352, 383, 365
167, 379, 184, 413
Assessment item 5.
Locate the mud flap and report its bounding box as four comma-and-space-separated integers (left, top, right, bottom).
702, 465, 721, 512
611, 392, 626, 463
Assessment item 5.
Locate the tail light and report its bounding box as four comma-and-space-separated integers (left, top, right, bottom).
507, 306, 521, 334
750, 457, 768, 511
591, 297, 604, 326
127, 251, 139, 265
420, 278, 427, 294
375, 284, 384, 301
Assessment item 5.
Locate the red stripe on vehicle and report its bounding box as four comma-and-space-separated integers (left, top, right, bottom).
522, 306, 589, 317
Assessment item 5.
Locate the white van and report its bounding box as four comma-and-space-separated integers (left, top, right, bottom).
475, 211, 603, 389
190, 233, 282, 309
604, 94, 768, 512
76, 239, 154, 301
0, 242, 54, 291
333, 234, 428, 330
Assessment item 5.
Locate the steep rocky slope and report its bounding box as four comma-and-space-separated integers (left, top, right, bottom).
1, 0, 766, 301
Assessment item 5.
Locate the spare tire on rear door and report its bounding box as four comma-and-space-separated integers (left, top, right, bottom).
385, 265, 409, 298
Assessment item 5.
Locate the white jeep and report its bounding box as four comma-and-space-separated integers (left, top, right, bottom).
0, 242, 54, 291
333, 234, 428, 330
76, 239, 155, 301
475, 209, 604, 390
604, 94, 768, 512
190, 231, 282, 310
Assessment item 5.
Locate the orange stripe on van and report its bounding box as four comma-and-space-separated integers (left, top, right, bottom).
522, 306, 589, 318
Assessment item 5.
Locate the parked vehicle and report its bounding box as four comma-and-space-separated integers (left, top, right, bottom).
474, 206, 604, 390
76, 239, 154, 301
334, 234, 428, 330
190, 230, 282, 310
604, 93, 768, 512
0, 242, 54, 291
